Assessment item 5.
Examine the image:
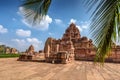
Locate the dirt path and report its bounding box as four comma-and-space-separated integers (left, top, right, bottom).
0, 58, 119, 80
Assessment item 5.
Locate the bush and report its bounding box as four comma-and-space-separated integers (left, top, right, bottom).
0, 53, 20, 58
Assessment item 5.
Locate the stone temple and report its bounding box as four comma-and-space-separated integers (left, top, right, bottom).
44, 23, 96, 63
44, 23, 120, 63
18, 23, 120, 63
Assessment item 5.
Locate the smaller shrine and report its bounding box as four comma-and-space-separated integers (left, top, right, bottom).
18, 45, 44, 61
0, 45, 19, 54
25, 45, 34, 55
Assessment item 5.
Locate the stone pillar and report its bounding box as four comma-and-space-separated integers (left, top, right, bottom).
56, 44, 59, 52
47, 45, 50, 57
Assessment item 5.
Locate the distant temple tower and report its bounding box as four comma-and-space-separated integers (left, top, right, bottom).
27, 45, 34, 54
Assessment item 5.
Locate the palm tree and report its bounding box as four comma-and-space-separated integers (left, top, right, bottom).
86, 0, 120, 62
20, 0, 51, 25
21, 0, 120, 62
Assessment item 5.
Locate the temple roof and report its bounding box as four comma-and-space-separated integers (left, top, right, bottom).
62, 23, 81, 40
28, 45, 34, 51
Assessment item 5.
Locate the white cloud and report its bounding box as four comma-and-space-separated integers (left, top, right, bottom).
12, 18, 16, 21
69, 19, 87, 32
80, 21, 90, 29
12, 39, 27, 51
82, 25, 88, 29
17, 7, 22, 15
76, 25, 83, 32
12, 39, 26, 45
70, 19, 90, 30
0, 25, 8, 34
27, 38, 43, 51
19, 7, 52, 30
27, 38, 41, 44
16, 29, 31, 37
54, 18, 65, 27
55, 19, 62, 24
71, 20, 90, 32
48, 32, 54, 36
22, 19, 30, 27
22, 15, 52, 30
48, 32, 52, 35
12, 38, 43, 51
70, 19, 77, 23
68, 19, 90, 32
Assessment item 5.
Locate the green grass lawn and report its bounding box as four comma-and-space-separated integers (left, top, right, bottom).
0, 53, 20, 58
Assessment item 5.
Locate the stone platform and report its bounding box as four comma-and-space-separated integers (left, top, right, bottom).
0, 58, 119, 80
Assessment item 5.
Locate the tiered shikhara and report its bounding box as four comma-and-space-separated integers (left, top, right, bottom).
44, 23, 95, 63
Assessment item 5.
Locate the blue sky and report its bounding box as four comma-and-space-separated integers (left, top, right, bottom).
0, 0, 91, 51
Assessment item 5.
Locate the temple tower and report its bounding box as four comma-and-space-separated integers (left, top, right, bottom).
62, 23, 81, 42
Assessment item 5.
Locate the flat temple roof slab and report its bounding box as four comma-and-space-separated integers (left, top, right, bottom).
0, 58, 120, 80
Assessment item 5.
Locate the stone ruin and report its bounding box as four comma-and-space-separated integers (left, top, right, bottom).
26, 45, 34, 55
5, 47, 18, 54
43, 23, 94, 63
44, 37, 74, 63
44, 23, 120, 63
18, 45, 44, 61
18, 23, 120, 63
0, 45, 18, 54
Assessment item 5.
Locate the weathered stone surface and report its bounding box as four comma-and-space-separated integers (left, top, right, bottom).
62, 23, 81, 41
26, 45, 34, 55
5, 47, 18, 54
11, 48, 18, 54
18, 45, 34, 61
44, 37, 53, 58
0, 45, 18, 54
5, 48, 11, 54
18, 45, 45, 61
44, 23, 120, 63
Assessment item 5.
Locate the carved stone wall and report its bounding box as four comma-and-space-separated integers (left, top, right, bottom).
44, 23, 120, 63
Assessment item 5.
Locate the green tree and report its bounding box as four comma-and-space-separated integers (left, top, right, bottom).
21, 0, 120, 62
0, 46, 4, 53
86, 0, 120, 62
21, 0, 51, 25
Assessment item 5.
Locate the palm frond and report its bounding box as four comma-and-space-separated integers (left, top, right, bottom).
20, 0, 51, 25
84, 0, 120, 63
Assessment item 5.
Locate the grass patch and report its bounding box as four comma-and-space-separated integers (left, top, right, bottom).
0, 53, 20, 58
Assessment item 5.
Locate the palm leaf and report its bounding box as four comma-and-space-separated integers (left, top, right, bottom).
84, 0, 120, 63
20, 0, 51, 25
